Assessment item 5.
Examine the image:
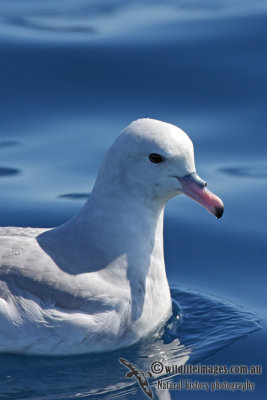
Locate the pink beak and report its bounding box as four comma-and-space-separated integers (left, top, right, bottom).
178, 173, 224, 219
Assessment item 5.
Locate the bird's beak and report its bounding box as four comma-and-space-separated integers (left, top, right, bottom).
178, 173, 224, 219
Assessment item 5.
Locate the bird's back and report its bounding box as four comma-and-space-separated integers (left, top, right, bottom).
0, 226, 48, 238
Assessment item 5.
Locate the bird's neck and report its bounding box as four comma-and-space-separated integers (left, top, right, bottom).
77, 191, 170, 322
42, 188, 172, 326
82, 189, 164, 259
56, 189, 166, 279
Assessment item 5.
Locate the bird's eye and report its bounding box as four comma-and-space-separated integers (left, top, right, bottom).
149, 153, 165, 164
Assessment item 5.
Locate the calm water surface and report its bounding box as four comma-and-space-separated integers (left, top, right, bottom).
0, 1, 266, 399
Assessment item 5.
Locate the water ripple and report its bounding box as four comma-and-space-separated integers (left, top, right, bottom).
57, 193, 90, 200
3, 16, 97, 35
0, 141, 22, 148
218, 165, 267, 179
0, 167, 20, 177
0, 287, 262, 399
0, 0, 267, 40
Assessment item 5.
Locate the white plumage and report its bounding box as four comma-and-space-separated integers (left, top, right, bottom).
0, 118, 223, 355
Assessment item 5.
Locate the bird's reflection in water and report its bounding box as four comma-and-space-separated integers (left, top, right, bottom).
0, 289, 261, 400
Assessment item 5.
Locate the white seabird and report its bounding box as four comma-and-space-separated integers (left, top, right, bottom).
0, 118, 223, 355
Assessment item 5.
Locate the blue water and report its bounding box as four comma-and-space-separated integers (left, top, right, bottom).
0, 1, 266, 399
0, 289, 263, 399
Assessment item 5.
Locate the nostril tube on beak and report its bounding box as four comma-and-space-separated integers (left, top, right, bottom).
179, 173, 207, 189
178, 172, 224, 218
192, 173, 207, 189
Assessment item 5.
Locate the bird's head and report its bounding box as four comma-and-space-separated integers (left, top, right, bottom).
94, 118, 223, 218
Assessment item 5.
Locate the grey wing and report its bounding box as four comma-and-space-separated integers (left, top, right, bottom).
0, 235, 113, 314
0, 234, 64, 304
0, 226, 48, 238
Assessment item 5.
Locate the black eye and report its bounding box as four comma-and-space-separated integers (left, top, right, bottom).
149, 153, 165, 164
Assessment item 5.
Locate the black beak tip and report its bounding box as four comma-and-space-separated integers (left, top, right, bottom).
215, 205, 224, 219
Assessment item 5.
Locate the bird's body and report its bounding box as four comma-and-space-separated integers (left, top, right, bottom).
0, 119, 223, 355
0, 204, 171, 355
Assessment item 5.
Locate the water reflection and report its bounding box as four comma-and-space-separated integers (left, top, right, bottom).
57, 193, 90, 200
0, 140, 22, 148
218, 165, 267, 179
0, 0, 267, 41
4, 16, 97, 34
0, 167, 20, 177
0, 288, 261, 400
